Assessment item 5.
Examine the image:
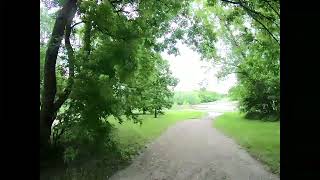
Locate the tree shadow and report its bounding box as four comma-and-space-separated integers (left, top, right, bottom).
244, 112, 279, 122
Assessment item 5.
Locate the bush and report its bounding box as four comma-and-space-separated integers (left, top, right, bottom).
228, 85, 243, 101
173, 91, 201, 105
173, 91, 223, 105
198, 90, 223, 103
237, 79, 280, 121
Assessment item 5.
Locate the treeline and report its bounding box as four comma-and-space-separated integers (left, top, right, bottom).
173, 91, 224, 105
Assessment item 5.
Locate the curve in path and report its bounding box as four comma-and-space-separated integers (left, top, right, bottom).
110, 101, 279, 180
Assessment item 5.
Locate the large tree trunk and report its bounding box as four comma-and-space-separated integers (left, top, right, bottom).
40, 0, 78, 149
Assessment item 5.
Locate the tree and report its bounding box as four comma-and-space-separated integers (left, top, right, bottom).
40, 0, 78, 149
148, 57, 178, 118
182, 0, 280, 120
40, 0, 190, 157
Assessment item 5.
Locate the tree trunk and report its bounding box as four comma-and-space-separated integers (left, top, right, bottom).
143, 108, 146, 115
40, 0, 78, 148
154, 108, 157, 118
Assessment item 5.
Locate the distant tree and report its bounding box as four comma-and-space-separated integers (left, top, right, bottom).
148, 57, 178, 118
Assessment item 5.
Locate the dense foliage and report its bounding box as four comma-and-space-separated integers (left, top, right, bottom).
188, 0, 280, 120
227, 84, 243, 101
174, 91, 201, 105
198, 90, 224, 103
173, 91, 223, 105
146, 0, 280, 120
40, 0, 189, 165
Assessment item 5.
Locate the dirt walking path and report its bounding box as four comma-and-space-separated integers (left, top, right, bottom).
109, 109, 279, 180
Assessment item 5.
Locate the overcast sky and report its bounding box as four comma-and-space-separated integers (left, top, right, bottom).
161, 42, 237, 94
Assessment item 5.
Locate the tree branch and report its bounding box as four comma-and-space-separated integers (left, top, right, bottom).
94, 23, 129, 41
240, 1, 276, 23
108, 0, 129, 16
221, 1, 279, 45
109, 0, 122, 4
53, 19, 75, 112
220, 0, 240, 5
71, 21, 84, 29
223, 18, 247, 59
262, 0, 280, 18
247, 11, 280, 45
221, 0, 279, 30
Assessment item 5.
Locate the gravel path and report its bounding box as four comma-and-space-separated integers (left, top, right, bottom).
109, 101, 279, 180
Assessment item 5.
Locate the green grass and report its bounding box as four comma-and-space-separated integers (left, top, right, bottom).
41, 110, 205, 180
213, 112, 280, 174
109, 110, 205, 158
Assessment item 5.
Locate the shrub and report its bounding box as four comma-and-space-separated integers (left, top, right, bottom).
198, 90, 223, 103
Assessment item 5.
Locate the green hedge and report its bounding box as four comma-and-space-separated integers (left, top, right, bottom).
173, 91, 224, 105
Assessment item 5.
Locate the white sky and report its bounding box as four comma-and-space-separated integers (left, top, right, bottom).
161, 42, 237, 94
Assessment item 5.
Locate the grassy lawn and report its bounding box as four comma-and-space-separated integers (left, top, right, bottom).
109, 110, 205, 158
213, 112, 280, 174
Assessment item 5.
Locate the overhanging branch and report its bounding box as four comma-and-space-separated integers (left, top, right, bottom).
221, 0, 280, 42
261, 0, 280, 18
247, 11, 280, 45
71, 21, 84, 29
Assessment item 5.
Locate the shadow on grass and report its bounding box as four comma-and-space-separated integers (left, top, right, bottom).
244, 112, 279, 122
